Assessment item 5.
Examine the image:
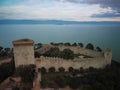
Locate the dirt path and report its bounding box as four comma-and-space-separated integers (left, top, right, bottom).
33, 72, 41, 90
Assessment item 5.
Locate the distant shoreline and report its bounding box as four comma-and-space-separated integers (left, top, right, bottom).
0, 19, 120, 25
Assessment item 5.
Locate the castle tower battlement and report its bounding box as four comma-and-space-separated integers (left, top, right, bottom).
13, 39, 35, 67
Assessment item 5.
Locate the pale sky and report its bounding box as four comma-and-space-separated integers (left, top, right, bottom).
0, 0, 120, 21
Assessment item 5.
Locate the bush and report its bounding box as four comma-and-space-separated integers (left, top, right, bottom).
15, 64, 35, 82
43, 47, 60, 57
0, 59, 15, 83
55, 75, 67, 88
85, 43, 94, 50
40, 67, 47, 74
69, 77, 81, 89
48, 67, 55, 73
80, 67, 84, 73
78, 43, 84, 47
12, 86, 19, 90
61, 49, 74, 59
68, 67, 74, 73
58, 67, 65, 72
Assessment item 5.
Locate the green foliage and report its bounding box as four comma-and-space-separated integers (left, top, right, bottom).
0, 59, 15, 83
55, 75, 67, 88
61, 49, 74, 60
78, 43, 84, 47
48, 67, 56, 73
0, 46, 12, 59
68, 67, 74, 73
69, 77, 81, 89
34, 51, 41, 58
41, 78, 48, 88
64, 42, 71, 46
72, 42, 77, 46
15, 64, 35, 82
85, 43, 94, 50
43, 47, 60, 57
58, 67, 65, 72
40, 61, 120, 90
34, 43, 42, 49
96, 47, 102, 52
40, 67, 47, 74
12, 86, 19, 90
43, 48, 74, 60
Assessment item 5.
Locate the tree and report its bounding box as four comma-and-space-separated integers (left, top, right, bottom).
0, 46, 3, 52
44, 47, 60, 57
61, 49, 74, 59
72, 43, 77, 46
96, 47, 102, 52
15, 64, 35, 82
58, 67, 65, 72
12, 86, 19, 90
78, 43, 84, 47
64, 42, 71, 46
55, 75, 66, 88
40, 67, 47, 74
86, 43, 94, 50
48, 67, 56, 73
69, 77, 80, 89
34, 51, 41, 58
80, 67, 84, 73
68, 67, 74, 73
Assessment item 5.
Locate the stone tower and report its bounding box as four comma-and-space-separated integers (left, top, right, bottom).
13, 39, 35, 67
104, 48, 112, 65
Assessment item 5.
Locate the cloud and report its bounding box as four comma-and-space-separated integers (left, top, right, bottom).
60, 0, 120, 18
0, 0, 120, 21
92, 12, 120, 18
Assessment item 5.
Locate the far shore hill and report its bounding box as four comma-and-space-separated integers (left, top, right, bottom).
0, 19, 120, 25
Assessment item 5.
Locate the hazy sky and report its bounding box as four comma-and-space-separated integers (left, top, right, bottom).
0, 0, 120, 21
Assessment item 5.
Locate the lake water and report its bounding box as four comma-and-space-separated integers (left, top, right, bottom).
0, 24, 120, 62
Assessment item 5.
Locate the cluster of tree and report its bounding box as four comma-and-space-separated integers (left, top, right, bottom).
0, 46, 13, 59
0, 58, 15, 83
34, 43, 42, 49
50, 42, 102, 52
50, 42, 84, 47
40, 61, 120, 90
39, 67, 65, 74
43, 47, 74, 59
15, 64, 36, 83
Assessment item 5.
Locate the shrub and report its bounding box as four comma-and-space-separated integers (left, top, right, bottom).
48, 67, 55, 73
55, 75, 67, 88
61, 49, 74, 60
85, 43, 94, 50
68, 67, 74, 73
58, 67, 65, 72
15, 64, 35, 82
40, 67, 47, 74
69, 77, 80, 89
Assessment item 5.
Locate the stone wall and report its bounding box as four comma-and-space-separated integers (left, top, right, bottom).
35, 56, 108, 71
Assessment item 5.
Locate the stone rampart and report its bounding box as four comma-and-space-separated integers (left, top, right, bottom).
35, 56, 107, 71
57, 46, 103, 58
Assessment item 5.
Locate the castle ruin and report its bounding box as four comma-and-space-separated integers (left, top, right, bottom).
13, 39, 112, 70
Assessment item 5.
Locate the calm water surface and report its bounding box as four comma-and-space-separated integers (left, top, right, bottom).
0, 24, 120, 62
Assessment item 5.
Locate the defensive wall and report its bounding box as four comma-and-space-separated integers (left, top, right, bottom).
35, 47, 112, 72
